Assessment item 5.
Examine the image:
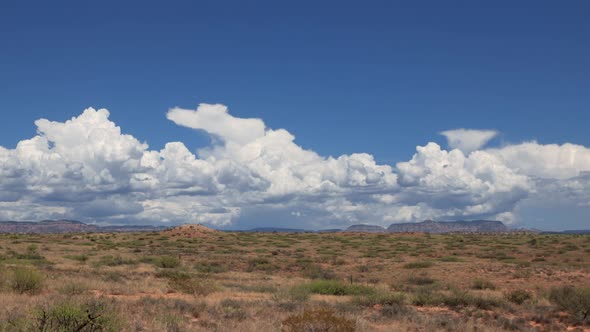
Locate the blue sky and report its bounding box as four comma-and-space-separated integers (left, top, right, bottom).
0, 1, 589, 230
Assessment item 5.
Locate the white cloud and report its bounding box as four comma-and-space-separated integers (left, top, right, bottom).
167, 104, 265, 146
440, 129, 498, 154
488, 142, 590, 179
0, 103, 589, 230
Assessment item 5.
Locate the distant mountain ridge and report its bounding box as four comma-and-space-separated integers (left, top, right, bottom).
0, 219, 577, 234
248, 227, 307, 233
345, 224, 386, 233
387, 220, 509, 233
0, 220, 168, 234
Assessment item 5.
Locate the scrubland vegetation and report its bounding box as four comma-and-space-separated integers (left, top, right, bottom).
0, 229, 589, 331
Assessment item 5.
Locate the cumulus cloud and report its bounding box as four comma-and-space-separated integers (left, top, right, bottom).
440, 129, 498, 154
488, 142, 590, 179
0, 103, 589, 229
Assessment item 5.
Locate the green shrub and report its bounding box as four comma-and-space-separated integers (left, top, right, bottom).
352, 292, 405, 307
295, 280, 375, 296
549, 286, 590, 324
11, 267, 44, 294
471, 278, 496, 290
411, 288, 504, 310
168, 274, 216, 296
156, 256, 181, 269
439, 256, 462, 262
379, 303, 413, 319
97, 255, 136, 266
505, 289, 532, 305
403, 261, 433, 269
102, 271, 124, 282
35, 299, 121, 332
194, 261, 227, 274
246, 257, 276, 272
65, 254, 89, 263
282, 308, 355, 332
407, 275, 436, 285
443, 290, 505, 310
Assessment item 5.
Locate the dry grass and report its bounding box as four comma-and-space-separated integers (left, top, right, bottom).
0, 231, 589, 331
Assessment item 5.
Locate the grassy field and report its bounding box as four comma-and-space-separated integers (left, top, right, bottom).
0, 227, 589, 331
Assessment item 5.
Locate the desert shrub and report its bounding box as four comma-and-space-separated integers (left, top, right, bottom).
219, 299, 248, 320
11, 267, 44, 294
352, 292, 405, 307
411, 288, 504, 310
156, 256, 181, 268
11, 244, 45, 261
167, 274, 216, 296
35, 299, 121, 331
302, 263, 336, 280
65, 254, 89, 263
102, 271, 124, 282
412, 288, 442, 307
505, 289, 532, 305
549, 286, 590, 324
97, 255, 136, 266
59, 282, 89, 296
443, 290, 505, 310
155, 269, 191, 280
407, 275, 436, 285
295, 280, 375, 296
403, 261, 433, 269
0, 308, 32, 331
471, 278, 496, 290
282, 308, 355, 332
379, 303, 413, 319
272, 285, 311, 310
439, 256, 462, 262
194, 261, 227, 274
246, 258, 276, 272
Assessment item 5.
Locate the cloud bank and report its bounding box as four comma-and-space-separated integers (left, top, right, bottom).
0, 104, 589, 229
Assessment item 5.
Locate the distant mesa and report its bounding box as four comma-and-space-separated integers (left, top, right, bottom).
0, 219, 167, 234
164, 224, 217, 238
345, 224, 386, 233
387, 220, 509, 233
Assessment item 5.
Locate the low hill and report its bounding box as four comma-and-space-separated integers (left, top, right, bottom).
163, 224, 217, 238
387, 220, 509, 233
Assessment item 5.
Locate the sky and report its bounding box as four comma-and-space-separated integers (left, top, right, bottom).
0, 1, 589, 231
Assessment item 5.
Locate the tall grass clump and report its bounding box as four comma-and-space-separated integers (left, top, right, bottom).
11, 267, 44, 294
